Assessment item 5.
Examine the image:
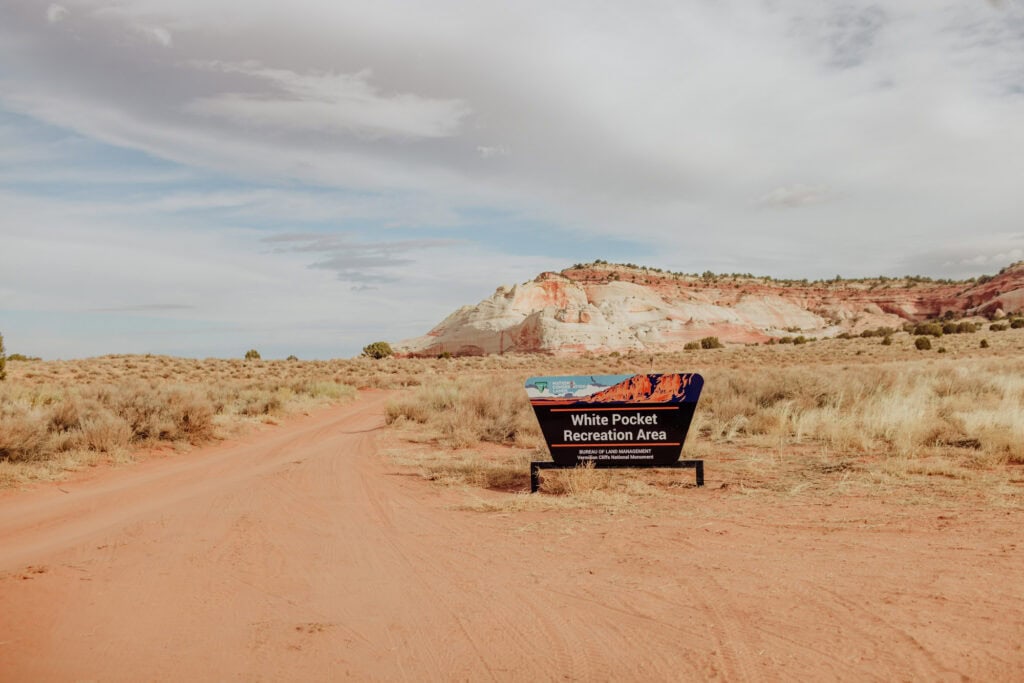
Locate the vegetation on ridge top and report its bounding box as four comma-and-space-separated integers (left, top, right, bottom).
563, 259, 1021, 287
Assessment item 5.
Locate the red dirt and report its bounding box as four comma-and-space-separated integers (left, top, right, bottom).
1, 391, 1022, 680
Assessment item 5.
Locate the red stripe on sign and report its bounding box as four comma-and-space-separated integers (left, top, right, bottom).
551, 442, 681, 448
549, 406, 680, 412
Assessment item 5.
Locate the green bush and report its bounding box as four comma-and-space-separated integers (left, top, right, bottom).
5, 353, 41, 361
684, 341, 700, 350
244, 349, 261, 360
989, 323, 1009, 332
913, 323, 943, 338
286, 354, 299, 361
700, 336, 724, 349
0, 332, 6, 381
792, 335, 807, 345
955, 322, 977, 334
362, 341, 394, 359
914, 336, 932, 350
881, 335, 892, 346
980, 339, 989, 348
1011, 319, 1024, 329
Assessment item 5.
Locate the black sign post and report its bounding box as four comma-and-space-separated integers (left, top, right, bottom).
525, 373, 704, 493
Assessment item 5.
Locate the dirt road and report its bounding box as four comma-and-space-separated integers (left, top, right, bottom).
2, 391, 1022, 681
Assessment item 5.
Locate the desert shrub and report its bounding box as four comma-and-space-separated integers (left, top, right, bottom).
6, 353, 41, 361
238, 390, 284, 417
980, 339, 989, 348
881, 335, 892, 346
938, 347, 947, 354
989, 323, 1008, 332
163, 389, 215, 443
915, 336, 932, 350
793, 336, 807, 345
78, 414, 133, 452
386, 377, 540, 449
362, 341, 394, 359
0, 332, 5, 381
942, 322, 958, 335
299, 381, 356, 401
701, 337, 724, 349
286, 354, 299, 361
684, 341, 700, 350
1011, 318, 1024, 329
914, 323, 944, 337
779, 336, 794, 344
244, 349, 261, 360
956, 322, 977, 334
0, 410, 51, 462
112, 384, 170, 440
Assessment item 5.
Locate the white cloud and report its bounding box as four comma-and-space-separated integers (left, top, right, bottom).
187, 62, 470, 139
140, 25, 172, 47
757, 184, 833, 209
46, 4, 69, 23
476, 144, 509, 159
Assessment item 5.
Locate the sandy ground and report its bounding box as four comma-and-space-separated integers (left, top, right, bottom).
1, 390, 1022, 681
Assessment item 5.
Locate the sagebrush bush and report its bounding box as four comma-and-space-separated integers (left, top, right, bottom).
0, 369, 355, 473
915, 336, 932, 350
914, 323, 944, 337
362, 341, 394, 359
387, 377, 541, 449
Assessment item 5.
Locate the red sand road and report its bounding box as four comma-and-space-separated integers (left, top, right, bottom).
1, 391, 1022, 681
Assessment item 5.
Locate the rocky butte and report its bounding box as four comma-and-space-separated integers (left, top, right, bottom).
398, 261, 1024, 356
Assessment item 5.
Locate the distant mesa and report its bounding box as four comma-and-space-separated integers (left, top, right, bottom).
397, 261, 1024, 356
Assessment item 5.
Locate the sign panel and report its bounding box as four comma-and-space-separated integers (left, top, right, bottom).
525, 373, 704, 467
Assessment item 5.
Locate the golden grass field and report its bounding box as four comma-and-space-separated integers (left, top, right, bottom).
3, 325, 1023, 509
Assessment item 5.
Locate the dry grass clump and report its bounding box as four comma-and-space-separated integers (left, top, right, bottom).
0, 383, 216, 464
0, 364, 357, 486
386, 376, 542, 449
694, 360, 1024, 464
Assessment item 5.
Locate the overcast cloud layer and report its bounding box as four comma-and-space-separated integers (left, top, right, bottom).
2, 0, 1024, 358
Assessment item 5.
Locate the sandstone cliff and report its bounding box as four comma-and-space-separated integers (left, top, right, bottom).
398, 262, 1024, 356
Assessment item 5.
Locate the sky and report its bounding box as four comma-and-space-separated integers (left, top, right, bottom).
2, 0, 1024, 359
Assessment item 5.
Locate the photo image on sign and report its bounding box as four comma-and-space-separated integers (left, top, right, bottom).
525, 373, 699, 404
525, 374, 703, 467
